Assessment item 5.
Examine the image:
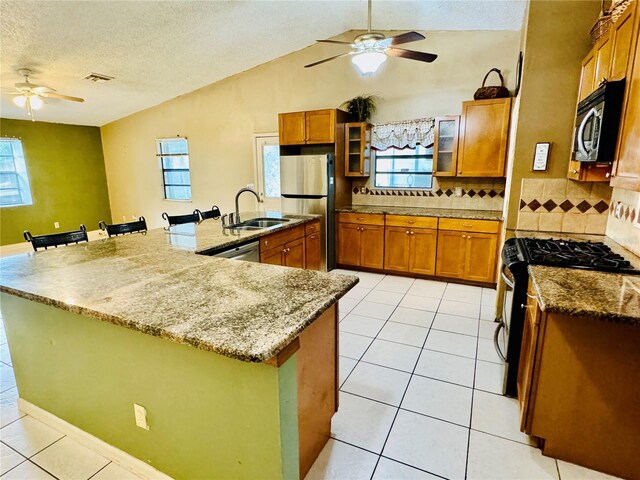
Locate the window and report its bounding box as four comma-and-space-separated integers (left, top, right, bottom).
156, 138, 192, 200
0, 138, 33, 207
374, 145, 434, 189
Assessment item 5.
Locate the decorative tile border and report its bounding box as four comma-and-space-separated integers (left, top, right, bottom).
353, 187, 505, 198
609, 201, 638, 224
519, 198, 609, 215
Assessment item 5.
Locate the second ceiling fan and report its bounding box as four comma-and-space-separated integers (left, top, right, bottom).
306, 0, 437, 74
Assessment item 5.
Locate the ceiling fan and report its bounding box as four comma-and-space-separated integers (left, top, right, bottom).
305, 0, 437, 75
9, 68, 84, 121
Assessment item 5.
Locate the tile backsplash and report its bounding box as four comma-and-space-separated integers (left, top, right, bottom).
517, 178, 612, 234
606, 188, 640, 256
351, 178, 505, 211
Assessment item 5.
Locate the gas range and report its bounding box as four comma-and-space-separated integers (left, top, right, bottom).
503, 237, 638, 275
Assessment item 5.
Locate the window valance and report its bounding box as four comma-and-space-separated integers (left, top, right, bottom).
371, 117, 435, 150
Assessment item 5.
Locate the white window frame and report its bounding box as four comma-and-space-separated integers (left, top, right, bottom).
156, 137, 192, 202
373, 144, 434, 190
0, 137, 33, 208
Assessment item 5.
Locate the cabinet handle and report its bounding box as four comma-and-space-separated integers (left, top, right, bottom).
605, 172, 611, 178
572, 170, 579, 175
458, 171, 462, 174
264, 240, 269, 246
357, 217, 365, 221
463, 223, 473, 228
310, 234, 317, 239
407, 220, 415, 224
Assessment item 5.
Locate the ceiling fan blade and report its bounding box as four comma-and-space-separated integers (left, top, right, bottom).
33, 86, 56, 94
38, 91, 84, 102
386, 47, 437, 63
316, 39, 353, 46
379, 31, 426, 47
305, 52, 353, 68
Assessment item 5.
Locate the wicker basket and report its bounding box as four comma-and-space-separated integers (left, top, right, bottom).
611, 0, 631, 23
590, 12, 612, 43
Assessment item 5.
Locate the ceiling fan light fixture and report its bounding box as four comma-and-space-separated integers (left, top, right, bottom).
13, 95, 27, 108
352, 51, 387, 75
29, 95, 43, 110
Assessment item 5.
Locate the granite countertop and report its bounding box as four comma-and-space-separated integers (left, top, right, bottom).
162, 211, 319, 255
528, 266, 640, 325
337, 205, 503, 221
0, 216, 358, 363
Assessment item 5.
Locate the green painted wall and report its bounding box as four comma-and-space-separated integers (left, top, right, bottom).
0, 118, 111, 245
1, 294, 299, 480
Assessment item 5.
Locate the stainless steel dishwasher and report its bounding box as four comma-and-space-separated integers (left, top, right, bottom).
212, 241, 260, 262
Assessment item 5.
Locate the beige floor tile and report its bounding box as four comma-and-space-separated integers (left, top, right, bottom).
383, 410, 468, 479
32, 436, 109, 480
432, 313, 479, 337
363, 289, 404, 306
406, 280, 447, 299
361, 339, 421, 373
339, 314, 386, 338
305, 439, 378, 480
398, 295, 440, 312
477, 337, 503, 364
0, 442, 26, 475
339, 332, 373, 360
414, 349, 476, 387
351, 301, 396, 320
0, 364, 16, 393
331, 392, 397, 453
471, 390, 536, 446
424, 330, 477, 359
0, 461, 56, 480
478, 320, 498, 339
338, 356, 357, 387
467, 430, 558, 480
90, 462, 145, 480
475, 360, 504, 395
1, 387, 25, 428
342, 362, 411, 406
372, 457, 440, 479
375, 276, 415, 294
343, 286, 371, 301
556, 460, 623, 479
0, 416, 64, 457
402, 376, 473, 427
378, 322, 429, 348
438, 299, 480, 318
388, 307, 435, 328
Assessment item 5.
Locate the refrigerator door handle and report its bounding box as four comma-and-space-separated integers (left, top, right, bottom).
281, 194, 326, 200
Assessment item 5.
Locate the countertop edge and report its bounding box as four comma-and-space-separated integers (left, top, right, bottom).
336, 206, 504, 221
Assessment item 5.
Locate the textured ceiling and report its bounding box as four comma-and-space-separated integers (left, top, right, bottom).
0, 0, 526, 127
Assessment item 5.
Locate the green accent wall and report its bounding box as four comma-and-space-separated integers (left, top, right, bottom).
1, 294, 299, 479
0, 118, 111, 245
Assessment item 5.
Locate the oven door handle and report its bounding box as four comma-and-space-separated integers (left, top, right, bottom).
501, 264, 515, 289
577, 107, 597, 159
494, 321, 507, 362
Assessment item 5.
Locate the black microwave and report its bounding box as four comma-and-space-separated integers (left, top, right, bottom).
572, 79, 625, 163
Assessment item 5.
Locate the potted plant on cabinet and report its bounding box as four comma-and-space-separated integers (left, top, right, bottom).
341, 94, 378, 122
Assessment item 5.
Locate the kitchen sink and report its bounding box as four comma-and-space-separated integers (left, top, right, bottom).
225, 217, 290, 230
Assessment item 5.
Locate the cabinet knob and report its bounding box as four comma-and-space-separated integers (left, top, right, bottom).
463, 223, 472, 228
264, 240, 269, 246
572, 170, 579, 175
357, 217, 364, 221
521, 304, 526, 309
458, 171, 462, 174
407, 220, 415, 224
410, 231, 414, 235
605, 172, 611, 178
406, 230, 410, 234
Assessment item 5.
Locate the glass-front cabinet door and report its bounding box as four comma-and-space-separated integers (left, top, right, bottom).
345, 122, 371, 177
433, 116, 460, 176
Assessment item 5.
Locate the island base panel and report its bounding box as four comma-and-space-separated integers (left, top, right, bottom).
529, 312, 640, 480
0, 294, 300, 480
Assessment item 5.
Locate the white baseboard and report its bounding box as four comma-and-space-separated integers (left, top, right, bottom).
17, 398, 174, 480
0, 230, 105, 257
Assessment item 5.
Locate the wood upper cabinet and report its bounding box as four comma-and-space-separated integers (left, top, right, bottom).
578, 50, 596, 101
594, 35, 612, 87
609, 1, 637, 81
433, 116, 460, 177
278, 109, 338, 145
612, 1, 640, 191
457, 98, 511, 177
279, 112, 306, 145
337, 214, 384, 269
345, 122, 371, 177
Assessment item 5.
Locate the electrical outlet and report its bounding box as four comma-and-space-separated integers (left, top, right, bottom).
454, 187, 463, 197
54, 222, 60, 229
246, 183, 255, 190
122, 215, 126, 221
133, 403, 149, 430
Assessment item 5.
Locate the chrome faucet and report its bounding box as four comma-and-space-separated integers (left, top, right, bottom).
233, 187, 260, 225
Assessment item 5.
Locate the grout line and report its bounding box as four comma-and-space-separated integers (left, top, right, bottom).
556, 459, 562, 480
378, 454, 451, 480
468, 428, 539, 448
28, 434, 65, 460
87, 461, 112, 480
330, 436, 384, 457
25, 459, 61, 480
464, 300, 482, 479
0, 440, 28, 477
369, 289, 443, 480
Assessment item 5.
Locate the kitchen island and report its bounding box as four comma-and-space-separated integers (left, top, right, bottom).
0, 215, 358, 479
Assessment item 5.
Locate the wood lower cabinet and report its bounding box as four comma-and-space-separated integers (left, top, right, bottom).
337, 214, 384, 269
517, 280, 640, 480
305, 232, 321, 271
436, 218, 499, 283
385, 226, 437, 275
259, 221, 323, 269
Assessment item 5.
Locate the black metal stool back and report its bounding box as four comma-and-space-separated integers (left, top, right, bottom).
24, 225, 89, 251
194, 206, 221, 221
99, 217, 147, 237
162, 211, 199, 226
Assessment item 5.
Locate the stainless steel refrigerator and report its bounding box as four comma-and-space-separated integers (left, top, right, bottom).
280, 154, 335, 271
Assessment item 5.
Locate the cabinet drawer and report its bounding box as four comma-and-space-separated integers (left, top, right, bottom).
338, 213, 385, 225
439, 218, 500, 233
260, 224, 305, 252
305, 220, 321, 236
385, 215, 438, 229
